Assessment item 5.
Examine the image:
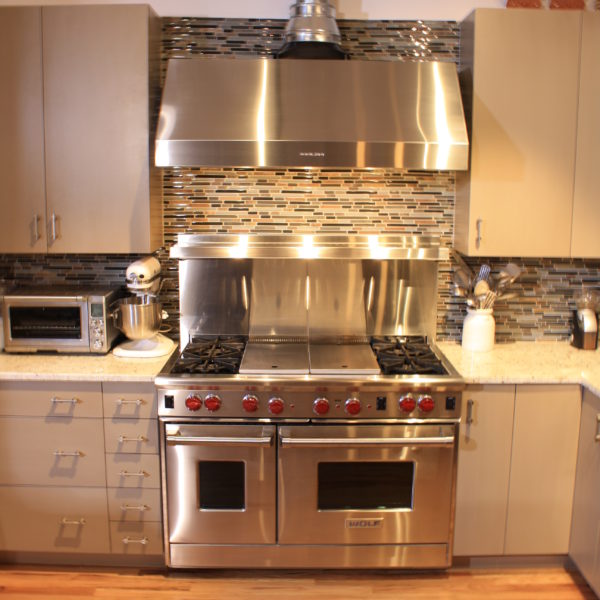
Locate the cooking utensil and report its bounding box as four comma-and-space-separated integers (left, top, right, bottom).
475, 263, 491, 283
453, 267, 472, 291
496, 263, 521, 291
473, 278, 490, 297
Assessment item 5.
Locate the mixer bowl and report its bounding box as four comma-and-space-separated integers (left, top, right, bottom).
113, 296, 163, 340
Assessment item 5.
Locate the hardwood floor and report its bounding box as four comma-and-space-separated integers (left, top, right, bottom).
0, 566, 596, 599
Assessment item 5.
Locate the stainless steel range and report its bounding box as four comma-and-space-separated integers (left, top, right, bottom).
156, 235, 463, 570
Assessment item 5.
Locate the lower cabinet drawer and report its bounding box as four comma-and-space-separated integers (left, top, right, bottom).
107, 487, 162, 522
0, 416, 106, 486
103, 418, 159, 454
0, 485, 109, 553
109, 521, 163, 555
105, 453, 160, 488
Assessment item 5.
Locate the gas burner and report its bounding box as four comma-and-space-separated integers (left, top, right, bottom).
170, 335, 246, 375
370, 336, 447, 376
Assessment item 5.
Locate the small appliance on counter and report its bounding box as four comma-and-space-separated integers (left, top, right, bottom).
111, 256, 175, 358
572, 290, 599, 351
2, 287, 123, 354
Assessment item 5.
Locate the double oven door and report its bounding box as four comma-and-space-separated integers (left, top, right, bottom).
164, 421, 458, 553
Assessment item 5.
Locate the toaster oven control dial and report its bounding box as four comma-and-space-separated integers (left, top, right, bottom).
418, 395, 435, 413
398, 394, 416, 413
242, 394, 259, 413
204, 394, 222, 412
345, 397, 361, 415
268, 397, 284, 415
313, 397, 330, 416
185, 395, 203, 412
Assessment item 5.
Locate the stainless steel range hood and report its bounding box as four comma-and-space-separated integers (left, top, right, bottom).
155, 57, 469, 170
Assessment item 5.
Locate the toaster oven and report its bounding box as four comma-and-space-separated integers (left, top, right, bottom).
2, 287, 124, 354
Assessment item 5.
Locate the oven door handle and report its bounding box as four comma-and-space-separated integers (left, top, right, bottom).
279, 436, 455, 448
166, 434, 274, 447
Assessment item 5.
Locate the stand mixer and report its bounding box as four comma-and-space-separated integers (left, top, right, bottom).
112, 257, 176, 358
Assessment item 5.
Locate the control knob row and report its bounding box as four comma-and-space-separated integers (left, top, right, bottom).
312, 397, 361, 416
184, 393, 284, 414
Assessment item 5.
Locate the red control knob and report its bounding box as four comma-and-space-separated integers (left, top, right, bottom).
418, 395, 435, 413
185, 395, 202, 412
268, 397, 285, 415
242, 394, 259, 413
398, 394, 416, 413
204, 394, 222, 412
313, 397, 330, 416
345, 397, 361, 415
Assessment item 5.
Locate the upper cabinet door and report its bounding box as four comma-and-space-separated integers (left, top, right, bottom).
571, 12, 600, 258
0, 8, 46, 253
455, 9, 581, 257
42, 5, 161, 254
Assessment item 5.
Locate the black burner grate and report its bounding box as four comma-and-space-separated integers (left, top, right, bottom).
370, 336, 447, 376
170, 335, 246, 375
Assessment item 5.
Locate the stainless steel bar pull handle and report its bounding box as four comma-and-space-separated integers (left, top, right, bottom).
50, 212, 58, 242
279, 436, 455, 448
33, 214, 41, 242
119, 470, 149, 478
51, 397, 80, 405
595, 414, 600, 442
60, 517, 86, 526
53, 450, 83, 457
466, 399, 474, 425
122, 536, 148, 545
120, 504, 149, 512
118, 435, 147, 443
116, 398, 145, 406
476, 218, 483, 249
166, 434, 274, 447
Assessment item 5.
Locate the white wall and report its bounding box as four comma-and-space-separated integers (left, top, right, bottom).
0, 0, 506, 21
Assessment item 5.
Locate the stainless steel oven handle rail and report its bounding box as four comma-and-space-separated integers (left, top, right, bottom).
166, 434, 274, 447
279, 435, 455, 448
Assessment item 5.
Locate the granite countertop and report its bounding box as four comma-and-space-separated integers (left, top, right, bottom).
0, 350, 175, 382
437, 341, 600, 397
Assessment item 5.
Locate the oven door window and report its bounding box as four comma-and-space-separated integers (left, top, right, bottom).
317, 461, 414, 510
198, 460, 245, 510
9, 306, 82, 339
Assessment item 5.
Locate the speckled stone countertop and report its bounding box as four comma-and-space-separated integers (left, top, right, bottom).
0, 350, 175, 382
437, 341, 600, 397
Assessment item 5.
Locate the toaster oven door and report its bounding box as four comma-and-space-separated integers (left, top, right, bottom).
3, 297, 90, 352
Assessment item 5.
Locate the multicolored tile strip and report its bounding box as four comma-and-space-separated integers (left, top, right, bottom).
0, 16, 598, 344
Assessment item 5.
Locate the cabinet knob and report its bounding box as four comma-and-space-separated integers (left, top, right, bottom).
476, 218, 483, 250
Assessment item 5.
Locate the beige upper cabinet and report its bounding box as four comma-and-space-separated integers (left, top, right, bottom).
455, 9, 581, 257
0, 8, 46, 253
0, 5, 162, 254
570, 12, 600, 258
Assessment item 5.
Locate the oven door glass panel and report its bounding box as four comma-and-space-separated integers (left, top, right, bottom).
9, 306, 82, 339
165, 423, 276, 545
278, 424, 457, 545
198, 460, 245, 510
318, 461, 414, 510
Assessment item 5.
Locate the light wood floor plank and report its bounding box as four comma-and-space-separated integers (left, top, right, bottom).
0, 566, 595, 599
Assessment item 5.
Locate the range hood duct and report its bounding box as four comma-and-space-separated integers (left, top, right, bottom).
275, 0, 347, 59
155, 57, 469, 170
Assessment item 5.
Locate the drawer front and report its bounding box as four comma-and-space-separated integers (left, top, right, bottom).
102, 383, 156, 419
109, 521, 163, 555
103, 418, 159, 454
105, 453, 160, 488
0, 416, 106, 486
0, 485, 109, 553
107, 487, 162, 522
0, 381, 102, 417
